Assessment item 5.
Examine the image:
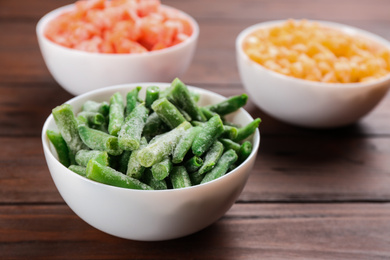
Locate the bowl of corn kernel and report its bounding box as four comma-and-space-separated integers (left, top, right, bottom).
236, 19, 390, 128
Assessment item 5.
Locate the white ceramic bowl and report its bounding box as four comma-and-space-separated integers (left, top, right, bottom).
236, 20, 390, 128
41, 83, 260, 241
36, 5, 199, 96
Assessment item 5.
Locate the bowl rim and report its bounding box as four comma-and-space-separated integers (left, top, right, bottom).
236, 19, 390, 89
36, 3, 199, 58
42, 83, 260, 193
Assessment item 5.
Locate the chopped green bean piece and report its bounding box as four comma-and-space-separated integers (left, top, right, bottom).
82, 100, 110, 116
221, 125, 238, 140
169, 78, 206, 122
46, 130, 71, 167
142, 169, 168, 190
78, 125, 123, 156
172, 126, 202, 163
126, 137, 148, 179
219, 138, 241, 152
77, 111, 105, 126
200, 107, 218, 120
143, 112, 169, 141
117, 150, 131, 174
151, 97, 187, 129
205, 94, 248, 116
170, 166, 192, 189
118, 103, 149, 151
151, 157, 172, 180
137, 121, 191, 167
184, 156, 203, 173
125, 86, 141, 116
68, 165, 87, 177
201, 149, 238, 184
192, 115, 224, 156
198, 141, 224, 175
189, 171, 204, 186
52, 104, 87, 159
145, 86, 160, 108
237, 141, 253, 164
108, 92, 125, 136
75, 149, 109, 167
86, 160, 153, 190
234, 118, 261, 142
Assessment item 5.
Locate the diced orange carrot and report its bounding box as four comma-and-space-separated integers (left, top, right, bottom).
45, 0, 193, 53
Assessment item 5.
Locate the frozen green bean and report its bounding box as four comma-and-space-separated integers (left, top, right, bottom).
200, 107, 217, 120
192, 115, 224, 156
68, 165, 87, 177
205, 94, 248, 116
137, 121, 191, 167
125, 86, 141, 116
198, 140, 224, 175
170, 166, 191, 189
108, 92, 125, 136
237, 141, 253, 164
151, 157, 172, 180
77, 111, 105, 126
189, 171, 204, 186
142, 112, 169, 140
172, 126, 202, 163
118, 103, 149, 151
221, 125, 238, 140
52, 104, 87, 158
78, 125, 123, 156
183, 156, 203, 173
234, 118, 261, 142
86, 160, 153, 190
151, 97, 187, 129
142, 168, 167, 190
201, 149, 238, 184
145, 86, 160, 108
219, 138, 241, 152
46, 129, 71, 167
168, 78, 206, 122
82, 100, 110, 116
117, 150, 131, 174
126, 137, 148, 179
75, 149, 109, 167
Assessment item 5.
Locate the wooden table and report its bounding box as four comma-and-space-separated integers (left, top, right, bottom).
1, 0, 390, 259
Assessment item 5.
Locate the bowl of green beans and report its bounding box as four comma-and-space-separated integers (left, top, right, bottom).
42, 78, 260, 241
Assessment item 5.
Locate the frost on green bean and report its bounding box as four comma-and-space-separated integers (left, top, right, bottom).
75, 149, 109, 167
78, 125, 123, 156
192, 115, 224, 156
46, 130, 72, 167
151, 97, 187, 129
137, 121, 191, 167
108, 92, 125, 136
126, 137, 148, 179
170, 166, 192, 189
86, 160, 153, 190
201, 149, 238, 184
198, 141, 224, 175
118, 103, 149, 151
52, 104, 87, 159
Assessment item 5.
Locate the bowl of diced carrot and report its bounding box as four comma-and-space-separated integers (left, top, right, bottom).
41, 78, 260, 241
236, 19, 390, 128
36, 0, 199, 95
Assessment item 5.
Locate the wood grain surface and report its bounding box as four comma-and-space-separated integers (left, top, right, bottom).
1, 0, 390, 259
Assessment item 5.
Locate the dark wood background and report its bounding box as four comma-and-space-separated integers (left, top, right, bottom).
1, 0, 390, 259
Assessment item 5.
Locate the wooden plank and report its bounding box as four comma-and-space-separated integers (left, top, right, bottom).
1, 135, 390, 204
1, 203, 390, 259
